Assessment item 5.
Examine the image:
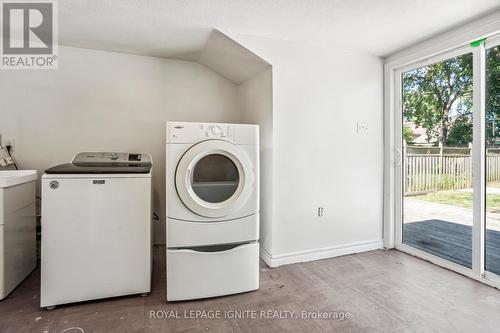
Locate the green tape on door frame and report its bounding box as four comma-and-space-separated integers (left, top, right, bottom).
470, 38, 487, 48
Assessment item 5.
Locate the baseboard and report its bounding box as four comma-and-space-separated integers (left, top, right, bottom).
259, 239, 383, 268
259, 246, 274, 267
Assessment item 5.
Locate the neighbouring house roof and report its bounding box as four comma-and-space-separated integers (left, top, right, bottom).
405, 121, 438, 144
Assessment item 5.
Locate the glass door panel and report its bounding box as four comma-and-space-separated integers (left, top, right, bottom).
485, 44, 500, 275
402, 52, 474, 268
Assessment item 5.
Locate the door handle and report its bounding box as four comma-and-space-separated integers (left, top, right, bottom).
395, 148, 402, 167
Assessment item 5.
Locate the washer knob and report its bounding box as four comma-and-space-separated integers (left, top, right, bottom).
110, 153, 119, 160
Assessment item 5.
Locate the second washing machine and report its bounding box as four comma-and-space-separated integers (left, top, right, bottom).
166, 122, 259, 301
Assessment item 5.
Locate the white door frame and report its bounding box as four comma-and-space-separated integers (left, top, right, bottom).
383, 19, 500, 287
483, 34, 500, 284
393, 44, 475, 241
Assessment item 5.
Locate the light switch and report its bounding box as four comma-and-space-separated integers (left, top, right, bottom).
356, 122, 368, 134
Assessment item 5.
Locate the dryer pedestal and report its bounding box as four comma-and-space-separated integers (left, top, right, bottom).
167, 242, 259, 301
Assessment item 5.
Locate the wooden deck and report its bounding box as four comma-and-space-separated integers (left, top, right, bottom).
404, 219, 500, 275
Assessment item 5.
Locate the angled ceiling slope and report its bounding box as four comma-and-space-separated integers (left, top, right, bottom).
166, 29, 272, 85
195, 30, 271, 85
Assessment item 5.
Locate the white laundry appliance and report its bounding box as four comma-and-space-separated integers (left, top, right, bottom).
0, 170, 37, 301
166, 122, 259, 301
41, 152, 152, 309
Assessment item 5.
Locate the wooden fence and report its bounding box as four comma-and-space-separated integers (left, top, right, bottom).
404, 144, 500, 194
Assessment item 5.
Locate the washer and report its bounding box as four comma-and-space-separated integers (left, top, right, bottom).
41, 152, 152, 309
166, 122, 259, 301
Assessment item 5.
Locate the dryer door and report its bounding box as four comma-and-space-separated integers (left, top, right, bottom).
175, 140, 254, 218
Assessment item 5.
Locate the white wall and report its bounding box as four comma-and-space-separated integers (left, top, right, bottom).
0, 35, 384, 265
237, 67, 274, 255
0, 46, 241, 244
228, 34, 384, 266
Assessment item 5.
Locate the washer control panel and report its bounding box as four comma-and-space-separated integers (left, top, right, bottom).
72, 152, 151, 165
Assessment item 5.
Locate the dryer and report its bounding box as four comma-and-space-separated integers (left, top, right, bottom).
166, 122, 259, 301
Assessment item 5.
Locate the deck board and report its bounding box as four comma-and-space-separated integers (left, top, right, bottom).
403, 219, 500, 275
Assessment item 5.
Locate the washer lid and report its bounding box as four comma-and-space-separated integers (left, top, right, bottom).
45, 152, 153, 174
45, 163, 152, 174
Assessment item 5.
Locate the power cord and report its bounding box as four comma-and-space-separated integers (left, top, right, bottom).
5, 145, 19, 170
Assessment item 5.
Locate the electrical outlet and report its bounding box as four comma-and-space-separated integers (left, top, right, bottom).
317, 207, 324, 217
356, 122, 368, 134
4, 138, 15, 151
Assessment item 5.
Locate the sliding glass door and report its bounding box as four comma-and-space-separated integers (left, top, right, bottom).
485, 41, 500, 276
395, 35, 500, 284
401, 52, 474, 268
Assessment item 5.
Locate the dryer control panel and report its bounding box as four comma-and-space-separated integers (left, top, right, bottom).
202, 124, 232, 139
166, 122, 258, 145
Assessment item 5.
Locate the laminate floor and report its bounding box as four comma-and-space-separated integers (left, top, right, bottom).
2, 246, 500, 333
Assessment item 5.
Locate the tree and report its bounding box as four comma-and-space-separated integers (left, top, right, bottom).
487, 46, 500, 145
447, 115, 473, 145
403, 124, 413, 144
403, 53, 473, 145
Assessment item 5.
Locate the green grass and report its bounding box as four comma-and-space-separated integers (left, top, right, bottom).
411, 190, 500, 213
